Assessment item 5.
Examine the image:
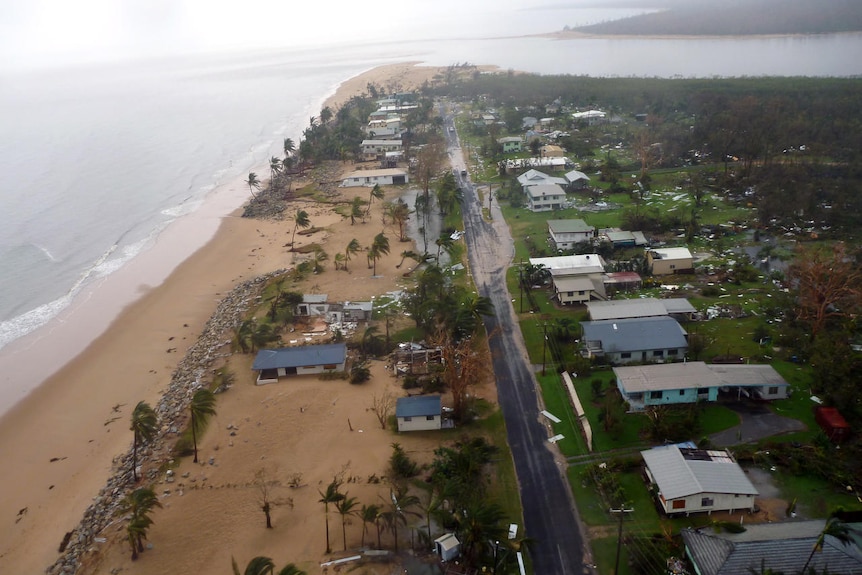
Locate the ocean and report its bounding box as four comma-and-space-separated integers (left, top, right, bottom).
1, 2, 861, 414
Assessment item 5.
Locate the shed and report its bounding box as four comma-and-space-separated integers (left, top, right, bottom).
434, 533, 461, 561
815, 406, 850, 443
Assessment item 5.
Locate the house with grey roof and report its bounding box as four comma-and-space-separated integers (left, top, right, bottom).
526, 183, 566, 212
564, 169, 591, 191
682, 520, 862, 575
614, 361, 790, 410
642, 445, 758, 516
598, 228, 648, 248
497, 136, 523, 153
548, 219, 595, 250
517, 169, 568, 190
580, 316, 688, 364
530, 254, 607, 303
586, 297, 696, 322
396, 395, 443, 432
252, 343, 347, 384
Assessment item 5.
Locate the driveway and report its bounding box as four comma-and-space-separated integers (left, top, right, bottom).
709, 402, 806, 447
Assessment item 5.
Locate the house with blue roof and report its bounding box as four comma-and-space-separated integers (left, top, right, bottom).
252, 343, 347, 384
580, 316, 688, 364
396, 395, 442, 432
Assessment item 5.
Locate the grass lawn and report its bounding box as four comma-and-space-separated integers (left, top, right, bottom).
537, 372, 589, 457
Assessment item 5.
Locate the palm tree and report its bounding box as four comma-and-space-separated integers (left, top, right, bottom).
283, 137, 296, 158
232, 556, 275, 575
334, 253, 345, 271
119, 487, 162, 558
335, 494, 359, 551
344, 239, 361, 271
366, 184, 384, 216
801, 518, 851, 574
349, 196, 364, 225
361, 326, 380, 359
130, 401, 158, 482
290, 209, 311, 249
189, 388, 216, 463
319, 478, 345, 554
312, 246, 328, 273
359, 504, 381, 548
435, 233, 454, 262
234, 318, 255, 353
390, 199, 411, 241
126, 513, 151, 560
385, 485, 420, 552
369, 232, 390, 276
269, 156, 282, 190
250, 322, 279, 352
246, 172, 261, 198
456, 499, 507, 568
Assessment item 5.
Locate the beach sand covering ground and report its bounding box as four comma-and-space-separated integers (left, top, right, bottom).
0, 62, 495, 575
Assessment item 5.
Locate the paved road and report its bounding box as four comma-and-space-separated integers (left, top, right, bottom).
444, 110, 592, 574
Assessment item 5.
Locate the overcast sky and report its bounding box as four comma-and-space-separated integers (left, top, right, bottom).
0, 0, 556, 71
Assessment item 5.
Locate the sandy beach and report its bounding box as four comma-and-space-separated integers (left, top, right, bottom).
0, 62, 469, 574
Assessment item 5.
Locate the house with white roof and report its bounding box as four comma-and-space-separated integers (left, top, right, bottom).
548, 219, 595, 250
586, 297, 696, 322
647, 247, 694, 275
517, 169, 568, 190
642, 444, 758, 515
580, 316, 688, 364
572, 110, 607, 125
341, 168, 408, 187
252, 343, 347, 384
530, 254, 607, 303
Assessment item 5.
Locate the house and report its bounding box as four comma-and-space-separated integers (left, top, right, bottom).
526, 183, 566, 212
497, 136, 523, 153
366, 117, 402, 137
552, 275, 606, 305
564, 169, 591, 191
682, 520, 862, 575
548, 219, 595, 250
252, 343, 347, 384
586, 297, 696, 322
341, 168, 408, 187
614, 362, 722, 411
647, 247, 694, 275
396, 395, 442, 432
602, 271, 643, 295
522, 116, 538, 129
295, 294, 333, 317
815, 406, 851, 443
572, 109, 607, 125
642, 445, 758, 516
517, 169, 567, 191
501, 157, 571, 174
529, 254, 606, 276
580, 316, 688, 364
359, 139, 403, 161
614, 361, 790, 411
540, 144, 566, 158
598, 228, 648, 248
342, 301, 373, 322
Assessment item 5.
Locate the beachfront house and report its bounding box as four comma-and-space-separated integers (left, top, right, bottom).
341, 168, 408, 187
580, 316, 688, 364
548, 219, 595, 250
642, 444, 758, 516
647, 247, 694, 275
252, 343, 347, 384
342, 301, 374, 322
396, 395, 443, 432
682, 521, 862, 575
360, 139, 403, 161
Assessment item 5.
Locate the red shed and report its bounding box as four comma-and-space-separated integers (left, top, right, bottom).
815, 406, 850, 443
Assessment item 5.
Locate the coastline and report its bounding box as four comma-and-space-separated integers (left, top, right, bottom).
0, 60, 445, 574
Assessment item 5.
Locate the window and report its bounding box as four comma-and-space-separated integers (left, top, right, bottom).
650, 391, 662, 400
403, 416, 412, 422
698, 387, 709, 395
670, 264, 676, 269
768, 386, 779, 395
672, 500, 686, 510
621, 352, 632, 359
679, 389, 685, 396
668, 349, 678, 356
578, 290, 585, 295
323, 364, 337, 370
701, 497, 714, 507
653, 350, 664, 357
426, 415, 435, 421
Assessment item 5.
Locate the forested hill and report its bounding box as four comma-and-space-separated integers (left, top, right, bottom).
572, 0, 862, 36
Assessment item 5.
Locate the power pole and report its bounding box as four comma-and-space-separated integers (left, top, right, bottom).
610, 506, 634, 575
541, 321, 548, 376
518, 263, 524, 314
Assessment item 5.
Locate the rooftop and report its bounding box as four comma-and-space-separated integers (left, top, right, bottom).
252, 343, 347, 370
581, 316, 688, 353
396, 395, 442, 418
548, 219, 595, 234
614, 361, 724, 392
650, 247, 693, 260
642, 444, 758, 500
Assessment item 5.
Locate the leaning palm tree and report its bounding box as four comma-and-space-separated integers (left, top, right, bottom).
801, 517, 851, 574
335, 494, 359, 551
359, 503, 381, 548
126, 513, 151, 560
189, 388, 216, 463
119, 487, 162, 557
319, 478, 345, 554
344, 239, 361, 271
232, 556, 275, 575
349, 197, 364, 225
269, 156, 282, 190
130, 401, 158, 482
365, 184, 384, 217
369, 232, 390, 277
283, 137, 296, 158
275, 564, 305, 575
245, 172, 261, 198
290, 210, 311, 249
385, 485, 420, 552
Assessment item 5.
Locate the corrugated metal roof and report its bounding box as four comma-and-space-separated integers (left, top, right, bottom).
396, 395, 442, 418
526, 183, 565, 198
553, 276, 604, 293
614, 361, 722, 393
252, 343, 346, 370
530, 254, 606, 270
587, 298, 669, 320
663, 297, 697, 314
565, 169, 590, 182
548, 219, 594, 234
580, 316, 687, 353
641, 445, 758, 501
682, 522, 862, 575
302, 294, 328, 304
650, 247, 693, 260
708, 364, 789, 387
